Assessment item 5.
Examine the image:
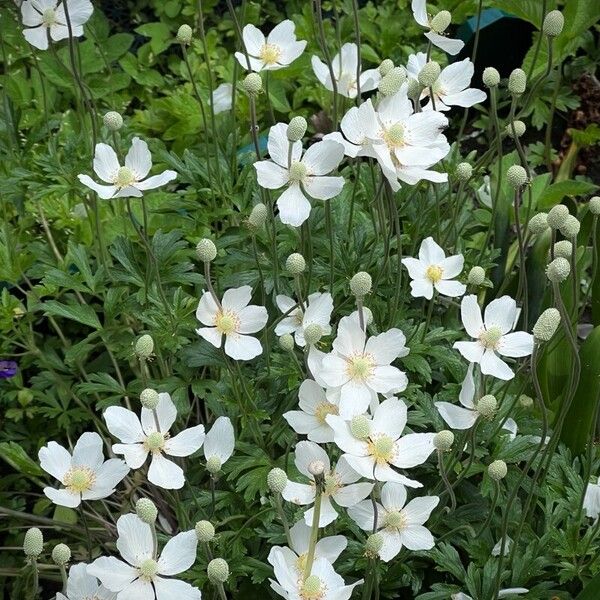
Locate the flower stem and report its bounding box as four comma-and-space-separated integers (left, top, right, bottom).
274, 493, 292, 547
303, 477, 324, 580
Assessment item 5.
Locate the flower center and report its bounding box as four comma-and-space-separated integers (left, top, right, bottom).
384, 510, 407, 529
293, 309, 304, 326
259, 43, 282, 65
115, 166, 135, 187
289, 160, 308, 183
479, 326, 503, 349
368, 434, 395, 463
384, 123, 405, 147
301, 575, 324, 599
314, 401, 338, 424
346, 354, 374, 382
42, 8, 57, 26
323, 473, 340, 496
215, 310, 239, 335
426, 265, 443, 284
138, 558, 159, 581
144, 431, 165, 453
63, 466, 95, 493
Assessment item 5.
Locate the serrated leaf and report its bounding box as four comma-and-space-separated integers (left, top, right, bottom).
0, 442, 44, 476
42, 300, 102, 330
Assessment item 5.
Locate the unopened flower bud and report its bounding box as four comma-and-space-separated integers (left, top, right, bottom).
103, 111, 123, 131
476, 394, 497, 419
176, 24, 193, 45
365, 533, 384, 557
528, 213, 549, 235
506, 165, 528, 189
51, 543, 70, 566
136, 498, 158, 524
350, 271, 372, 298
140, 388, 159, 409
434, 430, 454, 451
267, 467, 288, 493
431, 10, 452, 33
547, 204, 570, 229
23, 528, 43, 558
195, 520, 215, 542
543, 10, 564, 37
559, 215, 580, 239
455, 162, 473, 182
590, 197, 600, 215
378, 58, 394, 76
482, 67, 500, 88
506, 120, 526, 138
287, 116, 307, 142
546, 257, 570, 283
196, 238, 217, 262
286, 252, 306, 275
242, 73, 262, 95
468, 266, 485, 286
519, 394, 534, 408
308, 460, 325, 477
350, 415, 371, 440
303, 323, 323, 346
533, 308, 561, 342
488, 459, 507, 481
279, 334, 295, 351
508, 69, 527, 95
248, 203, 268, 230
206, 455, 222, 474
135, 334, 154, 358
207, 558, 229, 583
378, 67, 407, 96
553, 240, 572, 259
418, 61, 441, 87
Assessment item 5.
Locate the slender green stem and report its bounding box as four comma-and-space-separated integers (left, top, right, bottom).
303, 475, 324, 580
31, 559, 39, 599
274, 494, 292, 547
79, 506, 93, 561
437, 449, 456, 512
476, 480, 500, 537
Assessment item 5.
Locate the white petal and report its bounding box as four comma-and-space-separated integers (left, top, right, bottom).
21, 2, 43, 26
224, 333, 262, 360
453, 341, 485, 364
359, 68, 381, 93
89, 459, 129, 493
399, 524, 435, 550
411, 0, 429, 26
498, 332, 534, 358
112, 443, 149, 469
365, 329, 408, 365
204, 416, 235, 463
484, 296, 518, 334
72, 432, 104, 470
435, 280, 466, 297
333, 481, 373, 507
125, 137, 152, 180
583, 483, 600, 519
211, 83, 233, 114
443, 88, 487, 108
305, 495, 338, 527
294, 440, 330, 478
381, 481, 407, 511
498, 589, 529, 598
104, 406, 145, 443
87, 557, 138, 592
158, 529, 198, 575
112, 185, 143, 199
277, 183, 312, 227
480, 350, 514, 380
374, 462, 421, 486
311, 55, 332, 89
460, 294, 484, 337
459, 363, 476, 409
135, 171, 177, 191
304, 175, 344, 201
222, 286, 252, 312
370, 365, 407, 394
410, 279, 435, 299
391, 433, 435, 468
401, 257, 427, 280
425, 31, 464, 55
148, 454, 185, 489
267, 122, 301, 167
142, 392, 177, 434
418, 237, 445, 264
93, 143, 120, 183
315, 534, 347, 564
255, 160, 289, 189
196, 291, 218, 326
379, 529, 403, 561
77, 174, 118, 199
402, 496, 439, 525
435, 402, 477, 430
39, 441, 71, 482
165, 425, 205, 457
439, 254, 464, 278
282, 481, 315, 505
283, 411, 321, 436
116, 513, 153, 567
44, 487, 81, 507
117, 578, 153, 600
277, 39, 307, 67
372, 397, 407, 439
326, 415, 369, 456
23, 26, 49, 50
343, 454, 377, 480
238, 305, 268, 334
302, 140, 344, 176
242, 23, 266, 55
333, 316, 366, 356
196, 326, 222, 348
64, 0, 93, 26
348, 499, 379, 530
154, 577, 202, 600
338, 380, 373, 418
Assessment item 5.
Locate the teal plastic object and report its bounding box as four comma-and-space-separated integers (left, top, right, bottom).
456, 9, 512, 44
237, 135, 268, 165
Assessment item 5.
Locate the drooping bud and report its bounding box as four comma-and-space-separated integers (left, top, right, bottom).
527, 213, 549, 235
176, 24, 193, 45
242, 73, 262, 96
476, 394, 497, 419
546, 257, 570, 283
207, 558, 229, 583
378, 67, 407, 96
543, 10, 564, 37
248, 203, 268, 230
488, 459, 508, 481
135, 334, 154, 359
286, 252, 306, 275
287, 116, 307, 142
468, 266, 485, 286
267, 467, 288, 494
559, 215, 580, 239
378, 58, 395, 76
506, 165, 528, 189
140, 388, 160, 410
365, 533, 384, 557
23, 528, 43, 558
350, 271, 372, 298
196, 238, 217, 262
433, 430, 454, 451
279, 333, 295, 351
590, 197, 600, 215
553, 240, 572, 260
303, 323, 323, 346
431, 10, 452, 33
533, 308, 561, 342
418, 61, 441, 87
506, 120, 526, 139
195, 520, 215, 542
103, 111, 123, 131
136, 498, 158, 524
455, 162, 473, 182
350, 415, 371, 440
508, 69, 527, 95
51, 543, 71, 566
482, 67, 500, 88
547, 204, 570, 229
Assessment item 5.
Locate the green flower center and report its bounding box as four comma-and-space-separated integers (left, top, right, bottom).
346, 354, 374, 381
368, 434, 395, 463
138, 558, 159, 580
384, 123, 405, 147
426, 265, 443, 284
259, 43, 281, 65
323, 473, 340, 496
479, 326, 503, 349
115, 166, 135, 187
289, 161, 308, 183
301, 575, 323, 599
64, 466, 95, 493
42, 8, 57, 26
145, 431, 165, 453
314, 402, 338, 424
384, 510, 406, 529
215, 310, 239, 335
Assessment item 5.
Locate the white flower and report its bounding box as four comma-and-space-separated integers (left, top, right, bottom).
39, 432, 129, 508
269, 551, 362, 600
235, 20, 306, 72
312, 42, 380, 98
203, 416, 235, 469
104, 393, 205, 490
435, 363, 479, 430
452, 589, 528, 600
255, 123, 345, 227
57, 563, 116, 600
267, 520, 347, 575
349, 482, 439, 561
21, 0, 93, 51
317, 315, 408, 418
281, 441, 373, 527
584, 480, 600, 520
407, 53, 486, 111
477, 175, 493, 208
453, 295, 534, 381
211, 83, 233, 114
196, 285, 268, 360
327, 398, 435, 486
491, 536, 513, 557
78, 138, 177, 199
283, 379, 339, 443
402, 237, 466, 299
411, 0, 465, 55
274, 292, 333, 347
88, 514, 200, 599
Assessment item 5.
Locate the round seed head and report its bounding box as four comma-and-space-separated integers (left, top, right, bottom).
434, 430, 454, 451
242, 73, 262, 95
287, 116, 307, 142
546, 257, 570, 283
533, 307, 561, 342
176, 24, 193, 44
482, 67, 500, 88
24, 528, 43, 558
559, 215, 580, 239
308, 460, 325, 477
488, 459, 508, 481
303, 323, 323, 346
248, 203, 268, 230
418, 61, 441, 87
407, 77, 422, 100
103, 111, 123, 131
135, 334, 154, 358
455, 162, 473, 182
547, 204, 570, 229
589, 196, 600, 215
527, 213, 549, 235
136, 498, 158, 524
207, 558, 229, 583
378, 67, 407, 96
286, 252, 306, 275
206, 455, 222, 474
279, 333, 295, 351
468, 266, 486, 286
431, 10, 452, 33
553, 240, 572, 260
51, 543, 71, 566
350, 271, 372, 297
365, 533, 384, 556
196, 238, 217, 262
350, 415, 371, 440
508, 69, 527, 95
476, 394, 497, 419
543, 10, 564, 37
505, 120, 526, 139
506, 165, 528, 189
267, 467, 288, 494
519, 394, 534, 408
378, 58, 395, 76
140, 388, 160, 410
195, 520, 215, 542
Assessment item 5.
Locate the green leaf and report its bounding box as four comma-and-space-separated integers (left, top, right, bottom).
0, 442, 44, 476
537, 180, 599, 210
576, 572, 600, 600
42, 300, 102, 330
135, 23, 173, 55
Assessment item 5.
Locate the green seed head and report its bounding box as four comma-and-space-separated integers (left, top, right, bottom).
543, 10, 564, 37
195, 520, 215, 542
476, 394, 497, 419
553, 240, 572, 260
482, 67, 500, 88
196, 238, 217, 262
247, 203, 268, 230
468, 266, 485, 286
51, 543, 71, 566
547, 204, 570, 229
207, 558, 229, 583
145, 431, 165, 453
287, 116, 307, 142
136, 498, 158, 524
455, 162, 473, 182
279, 333, 295, 351
116, 166, 135, 187
103, 111, 123, 131
206, 455, 222, 474
135, 334, 154, 359
506, 165, 528, 189
365, 533, 384, 557
431, 10, 452, 33
139, 558, 159, 580
559, 215, 580, 239
506, 120, 526, 139
533, 308, 560, 342
23, 528, 43, 558
589, 197, 600, 215
242, 73, 262, 96
508, 69, 527, 95
418, 61, 441, 87
434, 430, 454, 451
267, 467, 288, 494
140, 388, 160, 410
301, 575, 322, 597
546, 257, 570, 283
350, 271, 372, 297
519, 394, 534, 408
303, 323, 323, 346
286, 252, 306, 275
378, 67, 407, 96
176, 24, 193, 44
528, 213, 549, 235
350, 415, 371, 440
488, 459, 508, 481
378, 58, 395, 76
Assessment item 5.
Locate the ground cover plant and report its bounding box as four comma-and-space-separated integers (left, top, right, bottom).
1, 0, 600, 598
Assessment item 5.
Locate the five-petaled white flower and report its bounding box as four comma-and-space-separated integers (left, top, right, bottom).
255, 123, 345, 227
584, 480, 600, 521
327, 398, 435, 486
196, 285, 268, 361
453, 295, 534, 381
78, 138, 177, 199
57, 563, 115, 600
203, 416, 235, 471
349, 482, 439, 561
402, 237, 466, 299
21, 0, 93, 51
88, 514, 200, 599
211, 82, 233, 114
274, 292, 333, 347
104, 393, 205, 490
283, 379, 339, 443
411, 0, 465, 55
39, 431, 129, 508
235, 20, 306, 72
435, 363, 481, 430
317, 315, 409, 418
312, 42, 380, 98
282, 441, 373, 527
407, 53, 486, 111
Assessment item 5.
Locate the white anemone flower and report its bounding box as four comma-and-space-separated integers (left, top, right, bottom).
267, 520, 347, 575
491, 536, 513, 557
349, 482, 439, 561
283, 379, 339, 443
21, 0, 93, 51
235, 20, 306, 72
196, 285, 268, 360
39, 432, 129, 508
407, 53, 486, 111
211, 82, 233, 114
57, 563, 115, 600
203, 416, 235, 471
282, 441, 373, 527
104, 393, 205, 490
312, 42, 380, 98
317, 315, 408, 418
78, 138, 177, 200
453, 295, 534, 381
270, 551, 362, 600
88, 514, 200, 599
327, 398, 435, 486
274, 292, 333, 347
411, 0, 465, 55
452, 589, 528, 600
584, 480, 600, 520
402, 237, 466, 299
255, 123, 345, 227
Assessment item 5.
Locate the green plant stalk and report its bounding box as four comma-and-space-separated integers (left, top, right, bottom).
437, 448, 456, 512
303, 478, 324, 581
59, 564, 67, 594
351, 0, 362, 103
476, 480, 500, 537
31, 559, 39, 600
314, 0, 339, 129
274, 493, 292, 547
513, 185, 528, 326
